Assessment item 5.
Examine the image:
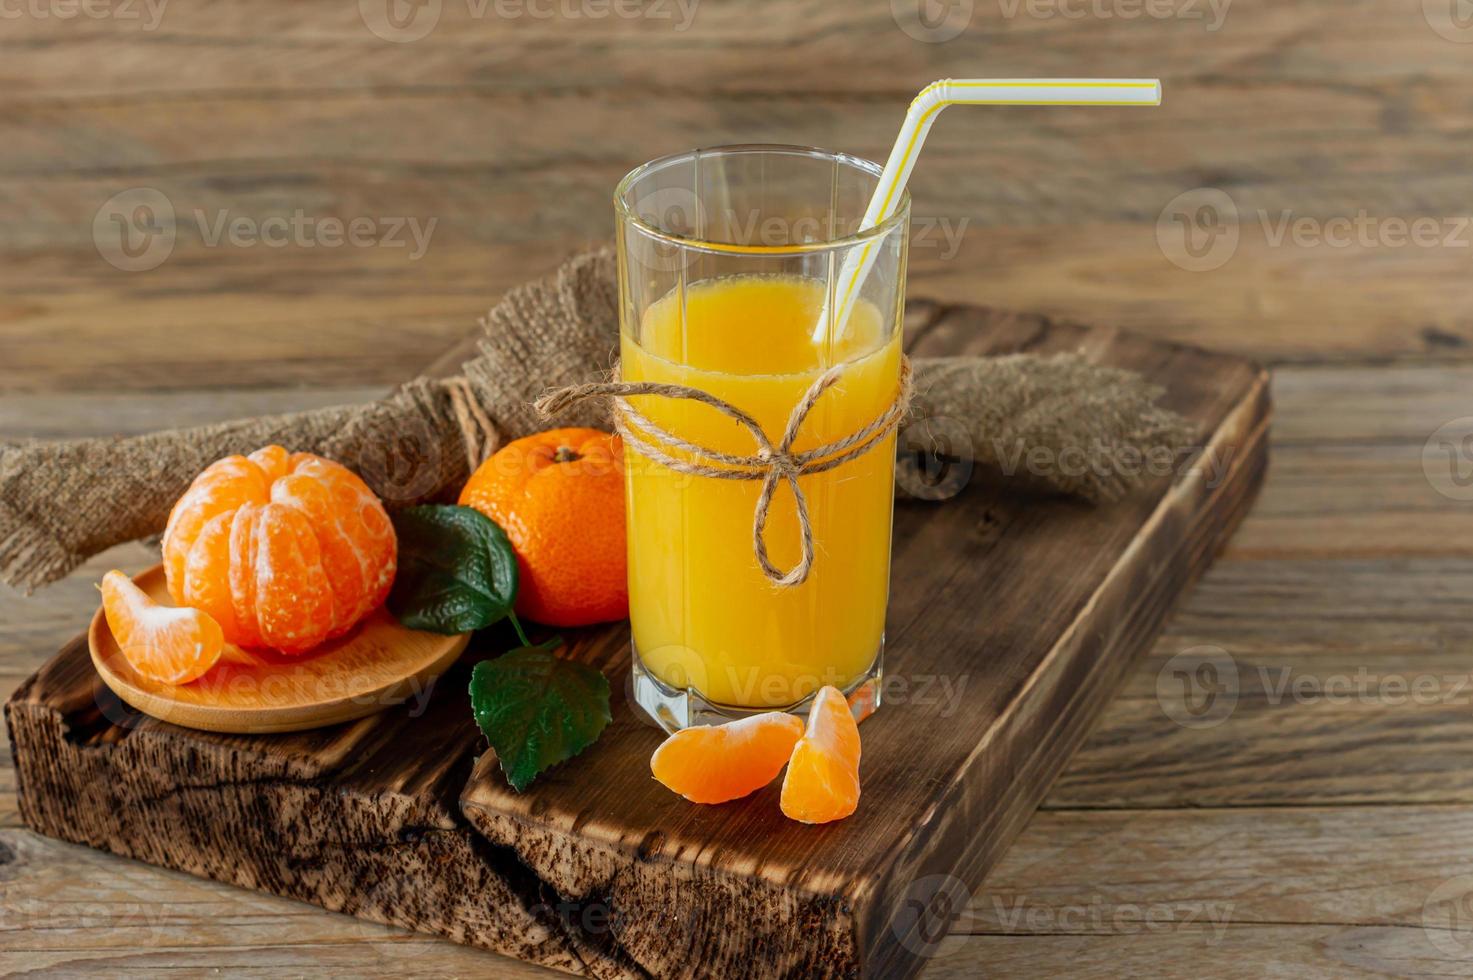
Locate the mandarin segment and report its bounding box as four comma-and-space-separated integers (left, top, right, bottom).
163, 456, 268, 606
253, 502, 338, 653
458, 427, 627, 627
651, 711, 805, 804
780, 686, 862, 824
101, 569, 224, 685
227, 500, 266, 649
161, 446, 396, 655
181, 510, 240, 639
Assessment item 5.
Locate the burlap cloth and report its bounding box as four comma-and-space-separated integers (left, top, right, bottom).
0, 248, 1192, 592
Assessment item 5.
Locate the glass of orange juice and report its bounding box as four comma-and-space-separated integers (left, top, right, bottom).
615, 145, 910, 731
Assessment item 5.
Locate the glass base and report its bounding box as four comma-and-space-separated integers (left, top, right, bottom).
628, 639, 884, 733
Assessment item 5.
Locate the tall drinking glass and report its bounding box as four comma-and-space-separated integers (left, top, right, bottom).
615, 145, 910, 731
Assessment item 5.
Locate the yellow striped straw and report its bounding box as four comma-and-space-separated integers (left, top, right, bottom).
816, 78, 1162, 343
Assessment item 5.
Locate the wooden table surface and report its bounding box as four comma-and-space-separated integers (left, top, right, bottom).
4, 3, 1472, 977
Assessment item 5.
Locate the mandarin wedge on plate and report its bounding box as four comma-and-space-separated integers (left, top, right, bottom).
780, 686, 862, 824
101, 569, 225, 685
651, 711, 804, 804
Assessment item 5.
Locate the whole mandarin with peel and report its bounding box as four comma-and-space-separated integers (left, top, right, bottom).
458, 427, 627, 627
161, 446, 396, 654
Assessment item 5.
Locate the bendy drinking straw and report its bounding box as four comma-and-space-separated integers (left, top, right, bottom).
815, 78, 1162, 343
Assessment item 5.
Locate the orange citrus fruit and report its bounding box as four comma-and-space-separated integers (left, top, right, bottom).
651, 711, 805, 804
161, 445, 396, 654
101, 569, 225, 685
780, 686, 862, 824
458, 427, 626, 627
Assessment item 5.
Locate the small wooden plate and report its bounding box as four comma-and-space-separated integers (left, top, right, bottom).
88, 564, 470, 734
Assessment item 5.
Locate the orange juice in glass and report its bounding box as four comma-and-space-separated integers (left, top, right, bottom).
615, 145, 909, 731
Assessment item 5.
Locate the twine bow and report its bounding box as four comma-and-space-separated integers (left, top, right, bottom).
535, 356, 912, 587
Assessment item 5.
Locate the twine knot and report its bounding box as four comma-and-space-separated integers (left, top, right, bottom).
535, 355, 913, 587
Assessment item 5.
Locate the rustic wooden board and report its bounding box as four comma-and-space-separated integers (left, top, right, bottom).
5, 307, 1268, 978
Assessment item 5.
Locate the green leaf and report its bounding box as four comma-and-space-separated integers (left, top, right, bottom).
469, 640, 612, 793
388, 505, 519, 635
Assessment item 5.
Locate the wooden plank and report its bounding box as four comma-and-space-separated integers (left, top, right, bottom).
0, 829, 553, 977
980, 804, 1473, 929
12, 801, 1473, 976
4, 0, 1466, 102
930, 925, 1473, 979
5, 234, 1470, 396
1054, 693, 1473, 809
4, 311, 1267, 977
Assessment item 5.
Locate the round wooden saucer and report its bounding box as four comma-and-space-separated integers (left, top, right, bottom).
88, 564, 469, 734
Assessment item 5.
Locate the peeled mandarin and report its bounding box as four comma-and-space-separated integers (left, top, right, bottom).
780, 686, 862, 824
162, 446, 396, 654
651, 711, 805, 804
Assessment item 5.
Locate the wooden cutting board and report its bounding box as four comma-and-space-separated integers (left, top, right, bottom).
5, 304, 1268, 979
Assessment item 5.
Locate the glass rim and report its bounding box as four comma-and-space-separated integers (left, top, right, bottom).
614, 143, 912, 256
